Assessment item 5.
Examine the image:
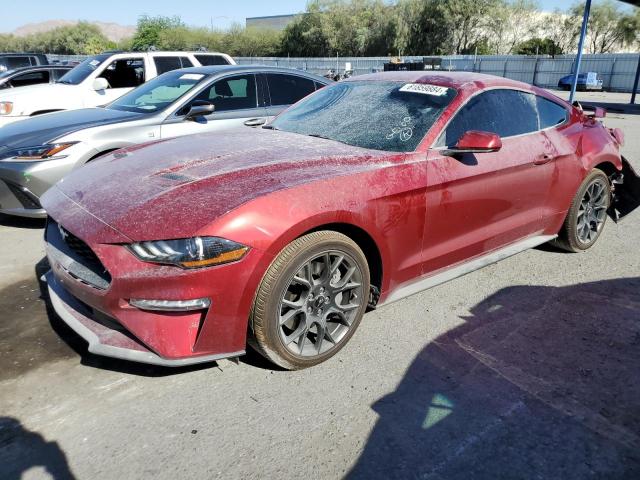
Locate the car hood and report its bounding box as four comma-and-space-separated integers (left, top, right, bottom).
0, 108, 143, 156
45, 128, 390, 241
0, 82, 73, 104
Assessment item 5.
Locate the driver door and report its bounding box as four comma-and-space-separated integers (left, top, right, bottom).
85, 56, 145, 107
422, 89, 557, 274
159, 73, 268, 139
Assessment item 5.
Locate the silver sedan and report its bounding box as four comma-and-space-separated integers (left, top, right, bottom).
0, 65, 331, 218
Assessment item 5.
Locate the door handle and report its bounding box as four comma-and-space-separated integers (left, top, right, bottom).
534, 154, 553, 165
244, 118, 267, 127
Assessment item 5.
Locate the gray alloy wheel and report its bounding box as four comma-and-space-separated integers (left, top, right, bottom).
277, 250, 364, 357
250, 231, 370, 370
554, 169, 611, 252
576, 176, 609, 244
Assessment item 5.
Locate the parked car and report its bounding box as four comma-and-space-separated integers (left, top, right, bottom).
0, 50, 235, 126
0, 65, 73, 90
41, 72, 640, 369
558, 72, 604, 91
0, 53, 49, 72
0, 66, 331, 218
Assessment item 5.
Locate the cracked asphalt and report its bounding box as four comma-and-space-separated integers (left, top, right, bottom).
1, 91, 639, 479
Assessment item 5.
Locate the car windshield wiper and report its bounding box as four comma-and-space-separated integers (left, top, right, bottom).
307, 133, 333, 141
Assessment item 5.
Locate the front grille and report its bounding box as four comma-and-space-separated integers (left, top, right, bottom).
62, 228, 102, 267
46, 217, 112, 289
3, 180, 41, 209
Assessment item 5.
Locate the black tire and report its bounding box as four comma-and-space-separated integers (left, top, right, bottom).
249, 231, 370, 370
554, 169, 611, 252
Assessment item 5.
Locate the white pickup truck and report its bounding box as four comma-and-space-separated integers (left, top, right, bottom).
0, 50, 235, 126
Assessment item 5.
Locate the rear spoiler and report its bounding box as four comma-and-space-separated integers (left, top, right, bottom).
572, 101, 606, 119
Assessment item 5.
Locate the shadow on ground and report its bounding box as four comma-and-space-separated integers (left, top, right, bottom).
0, 417, 75, 479
348, 277, 640, 480
1, 255, 275, 380
578, 101, 640, 116
0, 257, 220, 380
0, 213, 45, 229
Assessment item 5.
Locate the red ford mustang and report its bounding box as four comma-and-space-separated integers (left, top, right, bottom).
41, 72, 640, 370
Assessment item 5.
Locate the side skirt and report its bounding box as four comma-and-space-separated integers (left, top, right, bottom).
379, 234, 557, 306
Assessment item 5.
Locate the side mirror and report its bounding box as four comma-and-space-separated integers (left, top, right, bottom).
92, 77, 109, 91
443, 130, 502, 156
185, 101, 215, 120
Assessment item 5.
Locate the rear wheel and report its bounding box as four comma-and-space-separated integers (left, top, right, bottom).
554, 169, 610, 252
250, 231, 370, 370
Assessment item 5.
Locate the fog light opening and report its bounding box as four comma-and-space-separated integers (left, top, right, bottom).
129, 298, 211, 312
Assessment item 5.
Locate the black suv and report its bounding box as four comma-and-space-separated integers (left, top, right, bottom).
0, 53, 49, 72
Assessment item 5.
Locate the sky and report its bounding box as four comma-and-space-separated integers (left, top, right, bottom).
1, 0, 635, 33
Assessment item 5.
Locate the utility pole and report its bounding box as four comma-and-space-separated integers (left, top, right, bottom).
569, 0, 591, 104
631, 54, 640, 105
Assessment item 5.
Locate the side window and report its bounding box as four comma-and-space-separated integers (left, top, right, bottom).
154, 57, 182, 75
99, 58, 145, 88
188, 74, 258, 113
195, 55, 230, 66
266, 74, 316, 106
439, 89, 539, 147
179, 57, 193, 68
7, 57, 31, 69
52, 69, 68, 81
9, 71, 49, 87
536, 96, 568, 129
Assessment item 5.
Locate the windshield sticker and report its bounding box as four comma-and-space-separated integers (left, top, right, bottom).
89, 60, 100, 67
386, 116, 414, 142
179, 73, 205, 81
399, 83, 448, 96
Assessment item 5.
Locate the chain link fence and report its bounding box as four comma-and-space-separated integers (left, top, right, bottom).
47, 53, 640, 93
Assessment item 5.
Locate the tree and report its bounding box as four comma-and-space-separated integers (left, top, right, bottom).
131, 15, 184, 51
442, 0, 501, 55
570, 1, 638, 53
514, 37, 563, 56
280, 4, 331, 56
539, 9, 581, 54
486, 0, 540, 54
395, 0, 452, 56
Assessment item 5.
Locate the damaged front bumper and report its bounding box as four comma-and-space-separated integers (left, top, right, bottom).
610, 157, 640, 222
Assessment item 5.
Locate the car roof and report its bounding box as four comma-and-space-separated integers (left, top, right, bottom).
175, 64, 332, 82
3, 65, 71, 74
346, 71, 538, 92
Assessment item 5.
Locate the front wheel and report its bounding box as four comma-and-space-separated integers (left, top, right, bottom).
249, 231, 370, 370
554, 169, 611, 252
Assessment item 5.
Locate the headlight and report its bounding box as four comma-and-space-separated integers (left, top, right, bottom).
128, 237, 249, 268
5, 142, 77, 161
0, 101, 13, 115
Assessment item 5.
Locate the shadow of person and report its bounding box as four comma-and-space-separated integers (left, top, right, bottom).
348, 277, 640, 480
0, 417, 75, 479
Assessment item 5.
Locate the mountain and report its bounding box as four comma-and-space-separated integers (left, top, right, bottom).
11, 20, 135, 42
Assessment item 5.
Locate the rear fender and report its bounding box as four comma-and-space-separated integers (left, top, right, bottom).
610, 156, 640, 222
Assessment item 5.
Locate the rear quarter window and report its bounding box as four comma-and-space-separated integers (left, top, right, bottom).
154, 57, 192, 75
536, 96, 568, 129
195, 55, 230, 66
266, 74, 316, 106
